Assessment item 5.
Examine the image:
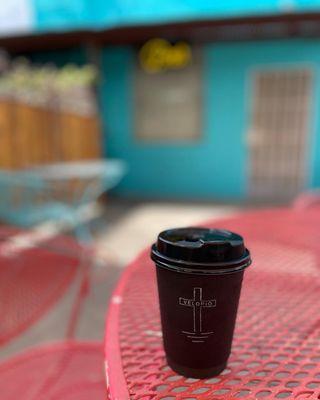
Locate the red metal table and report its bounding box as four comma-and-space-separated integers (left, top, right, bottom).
0, 226, 106, 400
0, 341, 106, 399
0, 226, 88, 346
105, 207, 320, 400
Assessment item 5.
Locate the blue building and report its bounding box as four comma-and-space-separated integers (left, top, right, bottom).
2, 1, 320, 201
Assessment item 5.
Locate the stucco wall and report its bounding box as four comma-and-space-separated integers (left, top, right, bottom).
100, 39, 320, 200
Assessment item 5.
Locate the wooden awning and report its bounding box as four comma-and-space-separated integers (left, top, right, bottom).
2, 12, 320, 54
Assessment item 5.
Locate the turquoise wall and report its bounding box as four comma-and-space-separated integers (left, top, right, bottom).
31, 1, 320, 33
100, 39, 320, 200
88, 0, 320, 27
32, 0, 88, 31
100, 47, 246, 199
211, 39, 320, 192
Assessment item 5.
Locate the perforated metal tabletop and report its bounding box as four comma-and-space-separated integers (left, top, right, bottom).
0, 226, 87, 346
0, 341, 106, 399
105, 207, 320, 400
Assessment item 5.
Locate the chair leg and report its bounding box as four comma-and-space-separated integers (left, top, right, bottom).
66, 251, 93, 339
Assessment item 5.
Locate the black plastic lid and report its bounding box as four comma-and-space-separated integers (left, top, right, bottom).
151, 227, 251, 274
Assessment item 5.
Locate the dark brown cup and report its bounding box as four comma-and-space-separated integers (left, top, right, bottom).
151, 227, 251, 378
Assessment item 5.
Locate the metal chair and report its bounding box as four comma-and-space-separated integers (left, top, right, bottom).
293, 189, 320, 210
0, 159, 126, 345
0, 159, 126, 242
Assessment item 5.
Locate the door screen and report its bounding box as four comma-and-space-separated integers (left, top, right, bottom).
248, 69, 312, 199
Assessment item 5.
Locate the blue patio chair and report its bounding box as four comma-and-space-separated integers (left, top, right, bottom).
0, 159, 127, 243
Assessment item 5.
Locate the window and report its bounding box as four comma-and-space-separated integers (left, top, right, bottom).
135, 48, 202, 141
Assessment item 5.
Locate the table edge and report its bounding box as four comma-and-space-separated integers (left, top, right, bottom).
104, 253, 147, 400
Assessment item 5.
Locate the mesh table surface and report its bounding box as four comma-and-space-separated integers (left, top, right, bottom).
0, 227, 81, 346
105, 207, 320, 400
0, 341, 106, 399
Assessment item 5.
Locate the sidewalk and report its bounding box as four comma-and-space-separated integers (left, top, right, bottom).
96, 199, 238, 266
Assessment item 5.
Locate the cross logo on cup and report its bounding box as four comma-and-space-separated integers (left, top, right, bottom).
179, 287, 216, 343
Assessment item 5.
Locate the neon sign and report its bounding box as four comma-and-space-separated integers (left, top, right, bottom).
139, 38, 192, 73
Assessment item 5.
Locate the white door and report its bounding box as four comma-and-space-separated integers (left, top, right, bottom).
248, 69, 312, 200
